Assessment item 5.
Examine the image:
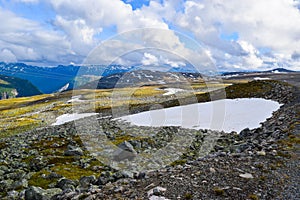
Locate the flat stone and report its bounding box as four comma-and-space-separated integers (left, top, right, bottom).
239, 173, 254, 179
257, 150, 266, 156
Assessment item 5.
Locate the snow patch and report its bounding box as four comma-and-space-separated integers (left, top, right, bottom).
67, 95, 85, 103
52, 113, 97, 126
116, 98, 281, 133
163, 88, 184, 96
253, 77, 270, 80
58, 83, 69, 93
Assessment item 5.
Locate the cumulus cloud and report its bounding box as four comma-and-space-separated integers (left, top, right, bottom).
0, 7, 76, 65
0, 0, 299, 71
167, 0, 300, 70
141, 53, 159, 66
0, 49, 17, 63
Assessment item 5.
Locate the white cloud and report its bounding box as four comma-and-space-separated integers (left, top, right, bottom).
12, 0, 39, 3
0, 49, 17, 63
141, 53, 159, 66
238, 40, 263, 69
0, 7, 76, 65
0, 0, 299, 71
156, 0, 300, 71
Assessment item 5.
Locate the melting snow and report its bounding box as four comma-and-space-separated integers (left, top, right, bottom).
253, 77, 270, 80
117, 98, 281, 133
67, 95, 85, 103
163, 88, 184, 96
52, 113, 97, 126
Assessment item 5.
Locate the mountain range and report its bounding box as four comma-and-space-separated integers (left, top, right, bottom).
0, 62, 298, 96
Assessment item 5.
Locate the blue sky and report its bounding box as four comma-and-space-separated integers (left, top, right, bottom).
122, 0, 151, 10
0, 0, 299, 71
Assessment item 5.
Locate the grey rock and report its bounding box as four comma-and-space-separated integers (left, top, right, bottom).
64, 145, 83, 156
7, 190, 19, 200
97, 177, 109, 186
56, 178, 77, 191
79, 175, 96, 188
12, 179, 28, 190
29, 156, 47, 171
239, 173, 254, 179
239, 128, 251, 138
113, 141, 137, 161
0, 179, 14, 192
118, 141, 136, 153
113, 186, 124, 193
112, 171, 125, 180
147, 186, 167, 197
25, 186, 62, 200
134, 171, 146, 179
0, 165, 9, 172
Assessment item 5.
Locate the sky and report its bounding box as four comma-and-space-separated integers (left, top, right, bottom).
0, 0, 299, 71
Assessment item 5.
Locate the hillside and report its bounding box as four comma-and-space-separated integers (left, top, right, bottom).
0, 78, 298, 200
0, 75, 42, 99
80, 70, 204, 89
0, 62, 135, 93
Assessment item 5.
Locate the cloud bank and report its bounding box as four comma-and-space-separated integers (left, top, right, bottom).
0, 0, 299, 71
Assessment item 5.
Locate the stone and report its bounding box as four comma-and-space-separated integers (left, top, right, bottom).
0, 179, 14, 192
29, 156, 47, 171
64, 145, 83, 156
12, 179, 28, 189
256, 150, 266, 156
113, 186, 124, 193
209, 167, 216, 173
118, 141, 136, 153
149, 195, 170, 200
113, 141, 137, 161
239, 173, 254, 179
147, 186, 167, 197
25, 186, 62, 200
7, 190, 19, 200
239, 128, 251, 138
79, 175, 96, 188
97, 177, 109, 186
56, 179, 77, 191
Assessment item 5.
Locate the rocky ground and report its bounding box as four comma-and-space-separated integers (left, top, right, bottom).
0, 79, 299, 200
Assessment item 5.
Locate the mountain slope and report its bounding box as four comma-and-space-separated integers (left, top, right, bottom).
0, 75, 42, 99
0, 62, 137, 93
79, 70, 204, 89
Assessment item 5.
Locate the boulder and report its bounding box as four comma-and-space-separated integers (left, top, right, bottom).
25, 186, 62, 200
113, 141, 137, 161
64, 145, 83, 156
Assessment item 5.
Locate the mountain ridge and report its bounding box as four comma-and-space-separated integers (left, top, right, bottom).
0, 75, 42, 99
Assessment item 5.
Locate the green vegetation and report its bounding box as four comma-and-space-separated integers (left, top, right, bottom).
0, 75, 42, 99
25, 135, 104, 189
28, 170, 53, 189
225, 80, 273, 99
0, 80, 288, 139
184, 192, 193, 199
248, 194, 259, 200
213, 187, 225, 196
170, 159, 187, 167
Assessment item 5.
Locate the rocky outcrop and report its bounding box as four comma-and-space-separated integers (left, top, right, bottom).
0, 89, 18, 100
